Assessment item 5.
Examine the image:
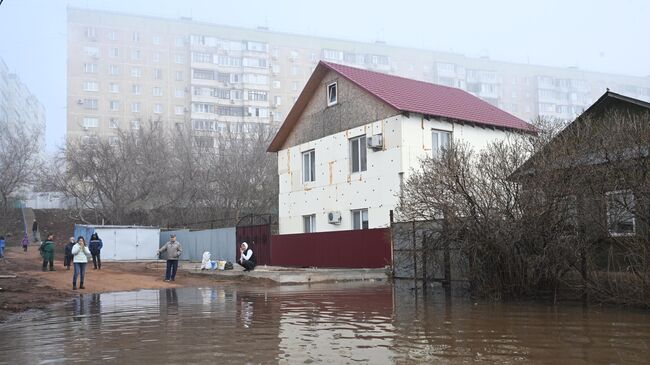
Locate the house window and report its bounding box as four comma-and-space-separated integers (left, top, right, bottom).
109, 47, 119, 58
82, 117, 98, 128
154, 104, 163, 114
109, 118, 119, 129
83, 81, 99, 92
109, 83, 120, 93
132, 32, 140, 42
175, 71, 184, 81
303, 215, 316, 233
174, 88, 185, 98
607, 190, 635, 236
131, 49, 141, 61
153, 87, 163, 96
84, 63, 97, 73
327, 82, 337, 106
131, 119, 140, 129
109, 100, 120, 111
153, 68, 163, 80
432, 130, 452, 158
302, 150, 316, 182
83, 99, 98, 110
350, 135, 367, 173
131, 67, 142, 78
132, 84, 141, 95
109, 65, 120, 76
131, 102, 141, 113
352, 209, 369, 230
108, 30, 118, 41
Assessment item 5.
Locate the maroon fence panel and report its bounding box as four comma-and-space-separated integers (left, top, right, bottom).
270, 228, 391, 268
236, 224, 272, 266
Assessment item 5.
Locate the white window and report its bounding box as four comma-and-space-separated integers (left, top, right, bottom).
152, 35, 161, 45
108, 30, 118, 41
132, 84, 141, 95
153, 87, 163, 96
109, 118, 119, 129
82, 117, 98, 128
109, 47, 119, 58
109, 100, 120, 111
154, 103, 163, 114
272, 80, 281, 89
153, 68, 163, 80
131, 102, 141, 113
327, 82, 337, 106
302, 150, 315, 182
131, 67, 142, 78
82, 136, 99, 145
131, 49, 141, 61
352, 209, 369, 230
292, 81, 299, 91
175, 54, 184, 64
83, 81, 99, 92
174, 89, 185, 98
175, 106, 185, 115
109, 65, 120, 76
84, 46, 99, 57
303, 215, 316, 233
109, 136, 119, 146
432, 130, 452, 158
350, 135, 367, 173
291, 65, 300, 76
607, 190, 635, 236
152, 52, 160, 63
84, 63, 97, 73
131, 119, 140, 129
274, 96, 282, 106
83, 99, 98, 110
132, 32, 140, 42
175, 71, 184, 81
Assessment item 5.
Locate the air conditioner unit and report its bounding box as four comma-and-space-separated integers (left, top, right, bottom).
367, 134, 383, 149
328, 211, 342, 224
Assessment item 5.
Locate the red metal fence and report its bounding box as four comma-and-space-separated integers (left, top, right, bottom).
236, 224, 272, 266
269, 228, 391, 268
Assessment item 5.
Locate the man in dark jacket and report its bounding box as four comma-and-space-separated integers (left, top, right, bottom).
88, 233, 103, 270
39, 234, 56, 271
64, 237, 75, 270
32, 219, 39, 242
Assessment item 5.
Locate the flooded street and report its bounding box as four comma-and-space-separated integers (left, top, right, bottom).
1, 281, 649, 364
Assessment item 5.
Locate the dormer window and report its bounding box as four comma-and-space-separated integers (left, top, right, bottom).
327, 82, 337, 106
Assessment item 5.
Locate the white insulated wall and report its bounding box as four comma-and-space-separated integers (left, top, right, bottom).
278, 114, 520, 234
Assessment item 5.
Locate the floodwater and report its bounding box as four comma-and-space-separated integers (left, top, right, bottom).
0, 282, 649, 364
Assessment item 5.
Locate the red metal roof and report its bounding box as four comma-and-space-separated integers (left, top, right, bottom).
322, 61, 535, 132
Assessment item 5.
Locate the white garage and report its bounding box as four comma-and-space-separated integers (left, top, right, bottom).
73, 224, 160, 261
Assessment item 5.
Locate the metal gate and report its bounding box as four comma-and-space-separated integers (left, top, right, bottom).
236, 214, 277, 266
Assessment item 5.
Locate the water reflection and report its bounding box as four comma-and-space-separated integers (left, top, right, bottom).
0, 281, 649, 364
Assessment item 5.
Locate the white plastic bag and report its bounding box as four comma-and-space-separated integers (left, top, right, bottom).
200, 251, 211, 270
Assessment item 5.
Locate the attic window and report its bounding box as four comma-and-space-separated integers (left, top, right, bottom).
327, 82, 337, 106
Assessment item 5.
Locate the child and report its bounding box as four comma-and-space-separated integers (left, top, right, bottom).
21, 234, 29, 252
64, 237, 75, 270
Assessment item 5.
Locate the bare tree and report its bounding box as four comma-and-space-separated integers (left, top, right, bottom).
0, 123, 42, 212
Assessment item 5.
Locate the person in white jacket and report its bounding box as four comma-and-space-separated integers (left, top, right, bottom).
71, 236, 91, 290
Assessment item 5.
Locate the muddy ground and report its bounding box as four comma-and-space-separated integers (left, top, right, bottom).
0, 245, 263, 322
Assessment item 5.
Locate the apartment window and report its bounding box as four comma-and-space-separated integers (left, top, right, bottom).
292, 81, 299, 91
131, 49, 141, 61
131, 67, 142, 78
351, 209, 369, 230
109, 136, 119, 146
432, 130, 452, 158
154, 103, 163, 114
175, 71, 184, 81
109, 118, 119, 129
109, 65, 120, 76
153, 68, 163, 80
274, 96, 282, 106
84, 63, 97, 73
131, 119, 140, 129
152, 35, 161, 45
83, 99, 98, 110
272, 80, 281, 89
109, 100, 120, 111
291, 65, 300, 76
108, 83, 119, 93
245, 90, 265, 102
303, 215, 316, 233
175, 106, 185, 115
82, 136, 99, 145
175, 54, 184, 64
108, 30, 118, 41
302, 150, 316, 182
231, 90, 243, 100
174, 88, 185, 98
152, 52, 160, 63
83, 81, 99, 92
327, 82, 337, 106
153, 87, 163, 96
109, 47, 119, 58
132, 32, 140, 42
82, 117, 99, 128
132, 84, 141, 95
350, 135, 367, 173
607, 190, 635, 236
84, 46, 99, 57
175, 36, 184, 47
193, 103, 214, 113
131, 102, 141, 113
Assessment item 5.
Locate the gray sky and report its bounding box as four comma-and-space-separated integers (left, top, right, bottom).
0, 0, 648, 153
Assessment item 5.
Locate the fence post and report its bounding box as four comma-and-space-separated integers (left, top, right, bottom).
412, 221, 417, 283
422, 233, 427, 291
390, 210, 395, 277
443, 237, 451, 290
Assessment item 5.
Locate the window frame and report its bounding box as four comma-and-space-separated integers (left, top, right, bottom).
606, 190, 636, 236
327, 82, 338, 106
302, 149, 316, 183
349, 135, 367, 173
351, 209, 369, 230
432, 129, 452, 158
303, 214, 316, 233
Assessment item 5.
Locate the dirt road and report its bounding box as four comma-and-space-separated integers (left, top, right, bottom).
0, 245, 237, 322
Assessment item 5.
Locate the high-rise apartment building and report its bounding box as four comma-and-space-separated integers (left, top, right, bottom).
0, 58, 46, 138
67, 7, 650, 146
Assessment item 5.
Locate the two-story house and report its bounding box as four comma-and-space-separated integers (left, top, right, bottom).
268, 61, 536, 234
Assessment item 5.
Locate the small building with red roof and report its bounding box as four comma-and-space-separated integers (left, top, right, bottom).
268, 61, 535, 234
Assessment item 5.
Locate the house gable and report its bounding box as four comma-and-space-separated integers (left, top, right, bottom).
281, 69, 400, 150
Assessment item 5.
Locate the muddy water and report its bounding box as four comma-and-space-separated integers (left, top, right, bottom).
0, 281, 649, 364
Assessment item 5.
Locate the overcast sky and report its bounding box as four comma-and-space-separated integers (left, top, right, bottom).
0, 0, 648, 153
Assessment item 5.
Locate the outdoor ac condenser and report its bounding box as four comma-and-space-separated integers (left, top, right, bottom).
328, 211, 342, 224
368, 134, 384, 149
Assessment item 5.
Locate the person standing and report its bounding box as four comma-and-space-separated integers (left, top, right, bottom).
71, 236, 91, 290
32, 219, 39, 242
21, 233, 29, 252
63, 237, 75, 270
39, 234, 56, 272
238, 242, 256, 272
157, 234, 182, 282
0, 236, 5, 258
88, 233, 103, 270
